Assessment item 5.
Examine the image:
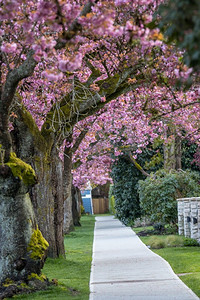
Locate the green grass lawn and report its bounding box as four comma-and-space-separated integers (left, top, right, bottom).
13, 215, 95, 300
134, 226, 200, 298
154, 247, 200, 298
11, 218, 200, 299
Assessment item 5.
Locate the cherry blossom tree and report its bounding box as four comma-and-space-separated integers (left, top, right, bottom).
1, 0, 199, 290
72, 80, 200, 190
2, 0, 170, 257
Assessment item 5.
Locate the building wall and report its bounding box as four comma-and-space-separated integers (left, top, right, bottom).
81, 190, 93, 214
177, 197, 200, 242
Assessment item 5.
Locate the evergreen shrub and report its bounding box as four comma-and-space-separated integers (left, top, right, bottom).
138, 169, 200, 225
183, 237, 199, 247
111, 156, 144, 226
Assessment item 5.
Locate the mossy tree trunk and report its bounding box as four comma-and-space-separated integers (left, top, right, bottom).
31, 151, 62, 258
0, 166, 48, 285
12, 107, 65, 258
0, 53, 48, 289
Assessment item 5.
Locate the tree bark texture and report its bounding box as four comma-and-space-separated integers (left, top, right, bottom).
163, 126, 182, 170
0, 171, 47, 284
72, 185, 82, 227
51, 147, 65, 257
63, 146, 74, 234
0, 109, 12, 162
12, 107, 65, 258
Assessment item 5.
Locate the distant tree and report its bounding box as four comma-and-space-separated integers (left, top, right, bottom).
158, 0, 200, 70
110, 148, 162, 226
111, 156, 143, 226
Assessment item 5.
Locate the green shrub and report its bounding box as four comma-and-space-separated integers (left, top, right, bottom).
108, 185, 116, 214
80, 205, 85, 215
111, 156, 143, 226
153, 223, 165, 234
146, 235, 182, 249
138, 169, 200, 226
165, 224, 178, 235
183, 237, 199, 247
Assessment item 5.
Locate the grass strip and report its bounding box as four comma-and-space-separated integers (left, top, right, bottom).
13, 215, 95, 300
153, 247, 200, 298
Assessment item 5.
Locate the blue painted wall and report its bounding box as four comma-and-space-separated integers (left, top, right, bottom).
81, 189, 93, 214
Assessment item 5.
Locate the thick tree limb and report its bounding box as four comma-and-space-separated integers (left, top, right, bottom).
41, 62, 147, 146
1, 51, 36, 112
128, 152, 150, 177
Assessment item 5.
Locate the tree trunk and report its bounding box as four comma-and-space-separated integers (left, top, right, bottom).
164, 127, 176, 170
163, 126, 182, 170
72, 185, 82, 227
63, 146, 74, 234
175, 135, 182, 170
51, 147, 65, 257
12, 107, 65, 258
30, 152, 58, 258
0, 105, 12, 162
0, 167, 48, 284
23, 147, 65, 258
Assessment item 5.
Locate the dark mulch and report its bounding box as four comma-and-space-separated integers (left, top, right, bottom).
136, 228, 178, 237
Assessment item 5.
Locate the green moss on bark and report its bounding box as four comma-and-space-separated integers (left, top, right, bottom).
19, 105, 50, 152
3, 153, 37, 185
27, 226, 49, 260
27, 273, 47, 282
97, 73, 120, 96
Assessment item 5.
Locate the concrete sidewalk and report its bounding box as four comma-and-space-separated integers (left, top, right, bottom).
89, 216, 199, 300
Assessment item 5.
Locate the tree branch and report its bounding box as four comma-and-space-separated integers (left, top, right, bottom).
72, 128, 89, 153
84, 58, 102, 87
128, 152, 150, 177
55, 0, 99, 49
1, 50, 37, 112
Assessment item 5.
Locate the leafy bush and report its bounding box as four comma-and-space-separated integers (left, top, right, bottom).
165, 224, 178, 235
183, 237, 199, 247
110, 148, 164, 226
80, 205, 85, 215
181, 140, 200, 172
153, 223, 165, 234
138, 169, 200, 226
108, 185, 116, 214
111, 156, 144, 226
